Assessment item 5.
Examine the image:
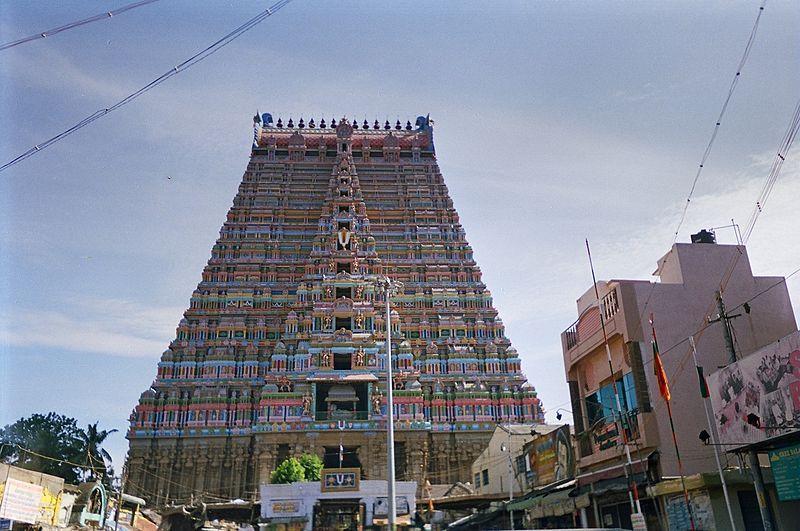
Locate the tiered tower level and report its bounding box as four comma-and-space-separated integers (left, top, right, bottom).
127, 114, 543, 504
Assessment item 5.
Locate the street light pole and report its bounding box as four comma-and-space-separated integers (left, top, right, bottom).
507, 427, 514, 531
690, 336, 736, 531
374, 275, 403, 530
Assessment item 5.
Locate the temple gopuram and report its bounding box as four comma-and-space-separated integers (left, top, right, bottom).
127, 114, 544, 504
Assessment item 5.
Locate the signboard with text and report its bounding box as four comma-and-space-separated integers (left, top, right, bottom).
373, 496, 410, 516
0, 478, 43, 524
769, 443, 800, 501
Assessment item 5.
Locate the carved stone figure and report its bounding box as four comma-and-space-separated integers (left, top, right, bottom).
371, 388, 382, 415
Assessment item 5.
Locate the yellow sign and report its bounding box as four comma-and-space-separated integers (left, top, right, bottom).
272, 501, 300, 513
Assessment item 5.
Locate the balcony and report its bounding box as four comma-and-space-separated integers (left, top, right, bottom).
562, 287, 621, 352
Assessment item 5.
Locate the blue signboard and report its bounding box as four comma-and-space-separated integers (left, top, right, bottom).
769, 443, 800, 501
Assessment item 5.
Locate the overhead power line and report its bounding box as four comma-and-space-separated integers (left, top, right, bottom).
0, 0, 294, 174
604, 1, 772, 370
742, 97, 800, 242
0, 0, 161, 52
672, 0, 767, 242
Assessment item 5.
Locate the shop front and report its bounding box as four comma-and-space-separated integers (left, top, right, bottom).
260, 473, 416, 531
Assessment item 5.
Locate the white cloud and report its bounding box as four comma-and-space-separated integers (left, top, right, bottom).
0, 297, 182, 358
3, 45, 130, 104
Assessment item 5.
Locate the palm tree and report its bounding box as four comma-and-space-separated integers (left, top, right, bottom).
76, 422, 118, 481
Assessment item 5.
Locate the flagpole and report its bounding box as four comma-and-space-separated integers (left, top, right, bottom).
586, 239, 641, 515
690, 336, 737, 531
650, 317, 695, 531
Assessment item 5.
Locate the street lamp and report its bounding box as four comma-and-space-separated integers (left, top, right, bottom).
373, 275, 403, 530
555, 408, 572, 421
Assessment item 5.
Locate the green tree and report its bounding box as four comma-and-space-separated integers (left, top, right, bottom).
0, 413, 83, 482
270, 457, 305, 484
76, 422, 118, 481
298, 453, 323, 481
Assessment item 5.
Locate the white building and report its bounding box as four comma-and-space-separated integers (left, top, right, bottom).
260, 476, 417, 530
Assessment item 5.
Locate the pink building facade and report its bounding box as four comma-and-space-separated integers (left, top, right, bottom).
561, 237, 797, 528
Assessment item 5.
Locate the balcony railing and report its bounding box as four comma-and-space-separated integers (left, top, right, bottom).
562, 287, 620, 351
602, 288, 620, 321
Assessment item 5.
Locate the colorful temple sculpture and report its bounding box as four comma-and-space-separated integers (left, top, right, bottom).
127, 114, 544, 504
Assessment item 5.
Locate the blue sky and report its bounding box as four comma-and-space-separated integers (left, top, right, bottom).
1, 0, 798, 472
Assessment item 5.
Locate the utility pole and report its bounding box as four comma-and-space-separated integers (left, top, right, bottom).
712, 291, 738, 364
507, 426, 514, 531
710, 290, 773, 531
114, 463, 128, 531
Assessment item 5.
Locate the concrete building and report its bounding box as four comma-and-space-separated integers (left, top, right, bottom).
470, 424, 535, 498
560, 234, 797, 528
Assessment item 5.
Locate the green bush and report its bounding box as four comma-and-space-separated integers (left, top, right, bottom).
270, 453, 324, 484
270, 457, 305, 484
299, 454, 323, 481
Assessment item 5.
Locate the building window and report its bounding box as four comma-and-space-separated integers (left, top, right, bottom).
474, 473, 481, 488
482, 469, 489, 485
515, 455, 527, 475
586, 373, 638, 422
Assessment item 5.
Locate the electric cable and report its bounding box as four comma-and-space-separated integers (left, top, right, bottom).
0, 0, 161, 52
672, 0, 768, 242
742, 96, 800, 242
0, 0, 294, 174
611, 0, 772, 370
4, 442, 108, 472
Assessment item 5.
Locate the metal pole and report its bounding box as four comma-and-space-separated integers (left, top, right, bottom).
714, 291, 773, 530
384, 278, 397, 530
690, 336, 737, 531
748, 450, 773, 531
114, 464, 127, 531
586, 240, 641, 514
507, 426, 514, 531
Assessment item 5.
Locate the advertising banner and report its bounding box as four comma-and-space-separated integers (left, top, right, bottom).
526, 425, 574, 488
707, 330, 800, 447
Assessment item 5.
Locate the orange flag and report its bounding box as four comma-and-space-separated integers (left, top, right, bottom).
650, 316, 671, 402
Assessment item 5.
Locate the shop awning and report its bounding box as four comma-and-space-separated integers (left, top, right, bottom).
506, 479, 577, 513
576, 451, 655, 486
647, 470, 754, 498
511, 488, 588, 518
122, 493, 147, 506
573, 472, 647, 497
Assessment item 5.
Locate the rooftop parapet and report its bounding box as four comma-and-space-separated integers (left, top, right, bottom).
252, 113, 434, 151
